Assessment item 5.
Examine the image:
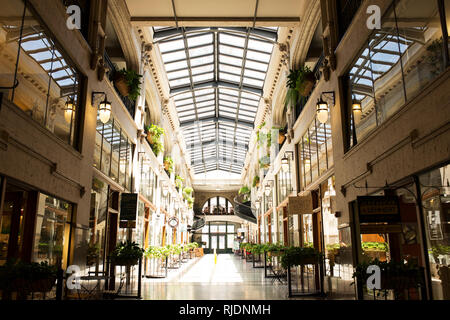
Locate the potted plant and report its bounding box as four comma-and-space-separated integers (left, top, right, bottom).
361, 242, 388, 261
273, 126, 286, 145
353, 259, 424, 297
252, 176, 260, 188
113, 68, 142, 100
186, 196, 194, 209
238, 186, 251, 202
163, 156, 173, 174
284, 66, 316, 110
183, 186, 193, 199
175, 175, 184, 191
145, 124, 165, 157
259, 155, 270, 169
110, 241, 144, 266
280, 246, 322, 269
0, 260, 57, 296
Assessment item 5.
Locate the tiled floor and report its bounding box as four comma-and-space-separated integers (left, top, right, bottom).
141, 254, 289, 300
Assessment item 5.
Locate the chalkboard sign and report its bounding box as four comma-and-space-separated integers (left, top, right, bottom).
120, 193, 138, 221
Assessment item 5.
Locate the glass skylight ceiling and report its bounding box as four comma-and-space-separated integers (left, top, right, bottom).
153, 27, 277, 175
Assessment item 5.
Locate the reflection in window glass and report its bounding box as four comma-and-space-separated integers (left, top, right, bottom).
347, 0, 447, 148
0, 1, 81, 146
33, 193, 72, 268
420, 164, 450, 300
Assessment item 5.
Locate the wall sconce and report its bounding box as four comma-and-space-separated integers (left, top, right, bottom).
174, 199, 180, 210
281, 151, 294, 173
64, 97, 76, 124
316, 91, 335, 124
264, 181, 273, 197
255, 198, 261, 210
92, 91, 111, 124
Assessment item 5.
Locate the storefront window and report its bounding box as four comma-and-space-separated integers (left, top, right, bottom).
322, 177, 340, 277
139, 157, 158, 204
420, 164, 450, 300
346, 0, 448, 148
33, 193, 72, 268
0, 0, 82, 147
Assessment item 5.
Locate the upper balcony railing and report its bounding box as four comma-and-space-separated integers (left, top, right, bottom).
104, 52, 137, 119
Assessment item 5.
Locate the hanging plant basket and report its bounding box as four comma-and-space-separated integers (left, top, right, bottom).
278, 132, 286, 145
297, 72, 316, 97
113, 73, 130, 97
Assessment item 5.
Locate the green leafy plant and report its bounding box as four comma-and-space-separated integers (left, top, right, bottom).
352, 259, 424, 294
280, 246, 322, 269
259, 155, 270, 169
284, 66, 315, 110
145, 124, 165, 157
163, 156, 174, 174
183, 186, 193, 197
252, 176, 260, 188
175, 175, 184, 190
110, 241, 144, 266
0, 260, 57, 293
116, 68, 142, 101
239, 186, 251, 197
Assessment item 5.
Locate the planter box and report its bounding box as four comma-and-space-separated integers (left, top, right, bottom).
114, 74, 129, 97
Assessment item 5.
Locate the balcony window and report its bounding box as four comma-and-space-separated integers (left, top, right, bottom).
298, 115, 333, 189
345, 0, 449, 149
94, 116, 133, 190
0, 0, 83, 148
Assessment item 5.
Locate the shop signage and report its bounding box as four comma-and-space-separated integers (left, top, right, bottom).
288, 194, 313, 216
120, 193, 138, 221
357, 196, 400, 223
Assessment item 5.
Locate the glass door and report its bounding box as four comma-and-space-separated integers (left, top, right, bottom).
218, 235, 225, 250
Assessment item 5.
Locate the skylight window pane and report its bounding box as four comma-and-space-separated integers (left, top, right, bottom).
165, 60, 188, 72
196, 100, 214, 108
187, 33, 213, 47
159, 39, 185, 52
248, 39, 273, 53
240, 97, 259, 106
220, 72, 241, 83
219, 54, 242, 67
192, 73, 214, 83
220, 100, 237, 108
174, 92, 193, 101
199, 112, 215, 119
219, 64, 241, 75
238, 114, 255, 122
162, 50, 186, 63
243, 77, 264, 88
220, 88, 239, 96
219, 44, 244, 58
191, 55, 214, 67
246, 50, 271, 63
189, 45, 213, 58
192, 64, 214, 75
195, 94, 215, 103
169, 77, 190, 87
239, 109, 256, 117
219, 94, 239, 103
182, 115, 196, 121
220, 33, 246, 47
177, 105, 194, 113
220, 111, 236, 119
194, 88, 215, 96
167, 69, 190, 80
244, 69, 265, 80
220, 106, 237, 113
240, 91, 260, 100
245, 60, 268, 72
